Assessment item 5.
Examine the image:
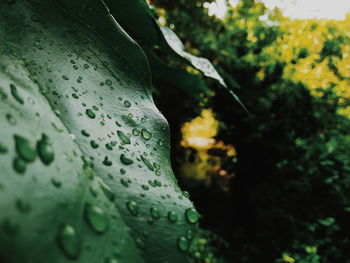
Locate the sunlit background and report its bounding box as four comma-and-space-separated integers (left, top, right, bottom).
205, 0, 350, 19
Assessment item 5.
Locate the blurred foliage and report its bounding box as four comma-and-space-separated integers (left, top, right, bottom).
148, 0, 350, 262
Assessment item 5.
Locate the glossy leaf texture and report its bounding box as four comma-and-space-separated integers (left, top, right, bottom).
0, 0, 219, 262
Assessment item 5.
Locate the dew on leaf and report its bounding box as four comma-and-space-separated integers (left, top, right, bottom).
126, 200, 139, 216
37, 134, 54, 165
6, 113, 17, 125
141, 129, 152, 140
167, 211, 178, 223
177, 236, 189, 252
57, 224, 80, 259
99, 181, 115, 201
81, 130, 90, 137
13, 157, 26, 174
90, 140, 99, 149
123, 100, 131, 108
51, 177, 62, 188
84, 204, 109, 234
103, 157, 112, 166
15, 199, 31, 213
185, 208, 200, 224
0, 142, 8, 154
141, 155, 154, 171
117, 130, 130, 144
85, 109, 96, 119
14, 135, 36, 162
150, 206, 160, 219
141, 185, 149, 190
120, 154, 133, 165
132, 128, 140, 136
10, 84, 24, 104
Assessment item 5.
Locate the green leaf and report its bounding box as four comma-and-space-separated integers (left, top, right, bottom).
0, 1, 217, 263
104, 0, 248, 112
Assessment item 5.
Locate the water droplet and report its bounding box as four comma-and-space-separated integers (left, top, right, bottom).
185, 208, 199, 224
115, 121, 121, 127
120, 154, 133, 165
102, 157, 112, 166
132, 128, 140, 136
123, 100, 131, 108
81, 130, 90, 137
83, 164, 95, 179
13, 157, 26, 174
126, 200, 139, 216
141, 129, 152, 140
177, 237, 189, 252
120, 178, 129, 187
0, 142, 8, 154
105, 143, 113, 150
6, 113, 17, 125
90, 140, 99, 149
167, 211, 178, 223
10, 84, 24, 104
51, 177, 62, 187
16, 199, 31, 213
57, 224, 79, 259
37, 134, 54, 165
84, 204, 109, 234
182, 191, 190, 198
2, 218, 18, 235
14, 135, 36, 162
117, 130, 130, 144
141, 185, 149, 190
86, 109, 96, 119
99, 181, 115, 201
141, 155, 154, 171
150, 206, 160, 219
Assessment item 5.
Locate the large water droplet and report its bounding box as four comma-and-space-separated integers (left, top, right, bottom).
126, 200, 139, 216
185, 208, 199, 224
167, 211, 178, 223
150, 206, 160, 219
141, 129, 152, 140
37, 134, 54, 165
120, 154, 133, 165
86, 109, 96, 119
57, 224, 79, 259
141, 155, 154, 171
123, 100, 131, 108
177, 236, 189, 252
90, 140, 99, 149
14, 135, 36, 162
117, 130, 130, 144
84, 204, 109, 234
103, 157, 112, 166
13, 157, 26, 174
10, 84, 24, 104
